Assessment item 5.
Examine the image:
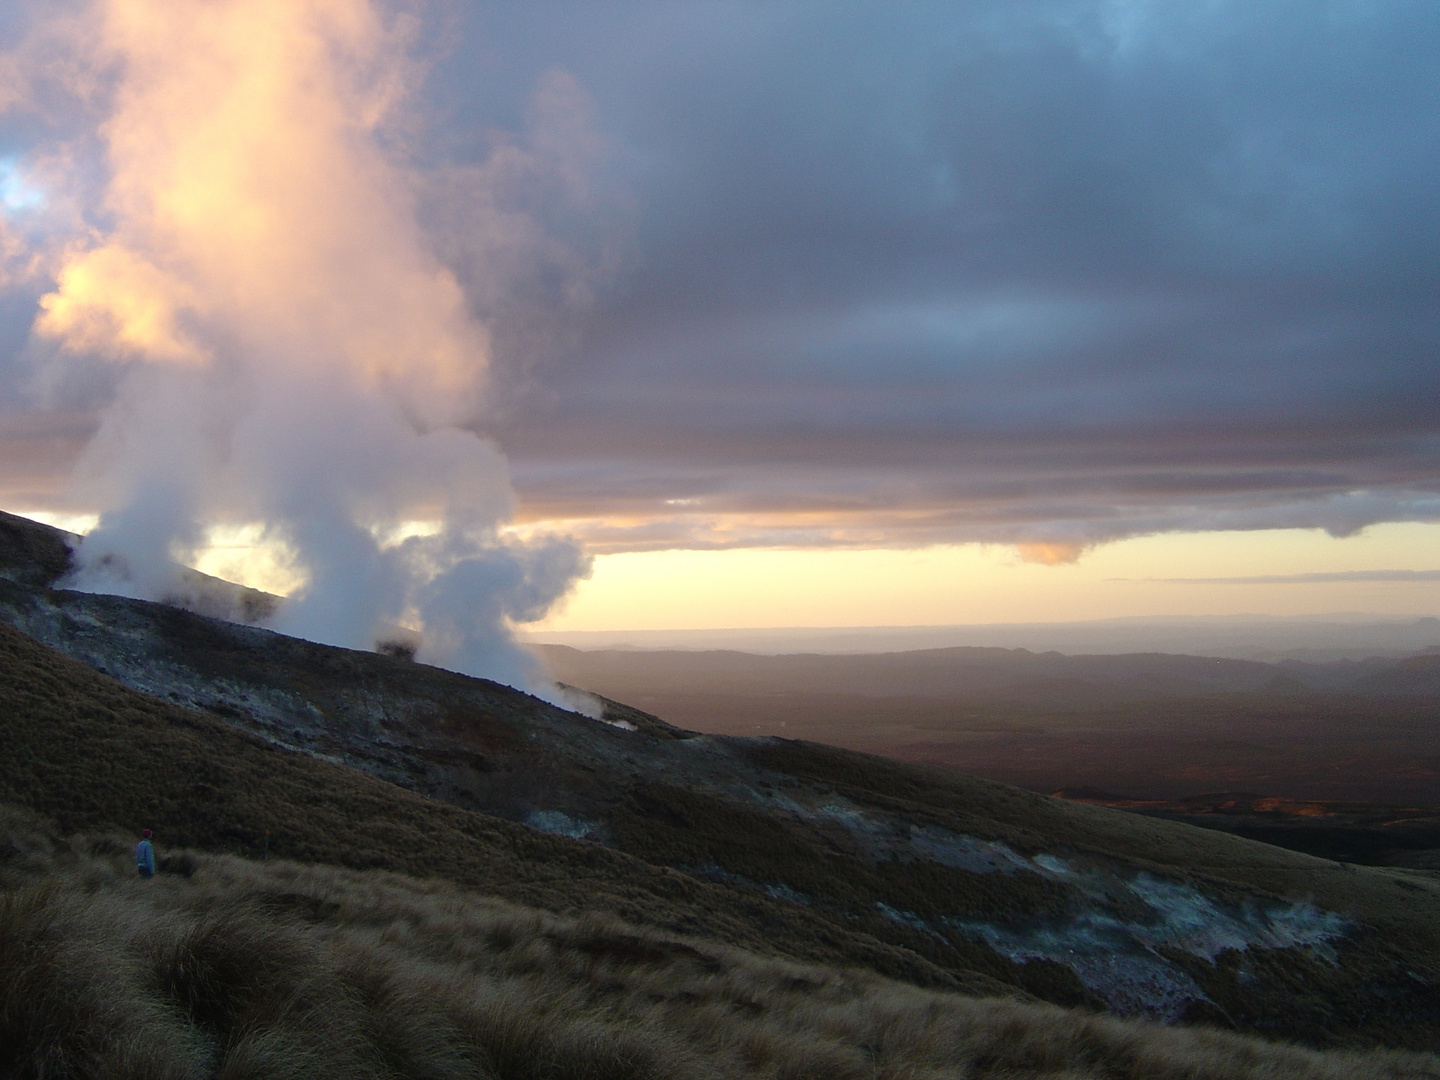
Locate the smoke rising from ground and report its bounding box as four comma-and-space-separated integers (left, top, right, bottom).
1, 0, 597, 708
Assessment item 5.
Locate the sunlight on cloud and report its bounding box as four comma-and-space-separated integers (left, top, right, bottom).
37, 247, 209, 364
1014, 541, 1086, 566
31, 0, 488, 420
369, 519, 445, 548
0, 0, 596, 702
189, 522, 307, 597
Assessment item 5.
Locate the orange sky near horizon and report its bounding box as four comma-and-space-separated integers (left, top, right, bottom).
524, 523, 1440, 631
17, 509, 1440, 630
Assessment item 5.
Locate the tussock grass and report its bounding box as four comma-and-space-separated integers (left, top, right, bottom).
2, 807, 1437, 1080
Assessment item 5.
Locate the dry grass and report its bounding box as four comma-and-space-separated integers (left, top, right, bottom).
2, 804, 1437, 1080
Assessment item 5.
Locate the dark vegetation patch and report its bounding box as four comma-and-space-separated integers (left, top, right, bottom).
375, 638, 417, 661
0, 508, 72, 586
1172, 933, 1440, 1051
1207, 818, 1440, 867
1056, 790, 1440, 867
607, 779, 1096, 1006
742, 738, 1154, 860
616, 779, 1073, 924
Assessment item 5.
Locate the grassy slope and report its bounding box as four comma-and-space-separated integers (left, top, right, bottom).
6, 815, 1438, 1080
0, 620, 1009, 997
4, 506, 1432, 932
7, 617, 1440, 1050
1, 504, 1438, 1048
748, 738, 1440, 953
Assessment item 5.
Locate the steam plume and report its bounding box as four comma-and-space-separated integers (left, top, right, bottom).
3, 0, 596, 708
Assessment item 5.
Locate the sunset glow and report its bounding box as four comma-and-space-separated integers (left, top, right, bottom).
529, 523, 1440, 633
0, 0, 1436, 641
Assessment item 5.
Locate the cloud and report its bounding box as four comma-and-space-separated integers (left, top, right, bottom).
471, 1, 1440, 553
2, 0, 1438, 566
1015, 542, 1086, 566
36, 245, 208, 364
0, 0, 600, 703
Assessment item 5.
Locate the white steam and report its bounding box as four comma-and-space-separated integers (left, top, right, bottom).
1, 0, 599, 711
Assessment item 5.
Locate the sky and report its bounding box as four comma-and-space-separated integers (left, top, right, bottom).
0, 0, 1438, 637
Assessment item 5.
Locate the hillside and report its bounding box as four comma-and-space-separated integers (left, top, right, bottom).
8, 811, 1438, 1079
1, 509, 1440, 1052
1052, 791, 1440, 870
0, 618, 983, 995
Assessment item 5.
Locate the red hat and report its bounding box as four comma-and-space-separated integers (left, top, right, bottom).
141, 829, 152, 839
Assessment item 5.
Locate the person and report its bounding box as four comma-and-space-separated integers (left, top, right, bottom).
136, 829, 156, 878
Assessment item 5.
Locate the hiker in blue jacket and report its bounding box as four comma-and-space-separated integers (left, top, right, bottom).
136, 829, 156, 877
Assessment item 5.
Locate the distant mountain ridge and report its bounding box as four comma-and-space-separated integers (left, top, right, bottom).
525, 615, 1440, 662
536, 642, 1439, 705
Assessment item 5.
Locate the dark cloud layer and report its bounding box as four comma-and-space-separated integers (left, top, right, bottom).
6, 1, 1440, 552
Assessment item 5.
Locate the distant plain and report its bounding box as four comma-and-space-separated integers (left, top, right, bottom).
539, 644, 1440, 867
